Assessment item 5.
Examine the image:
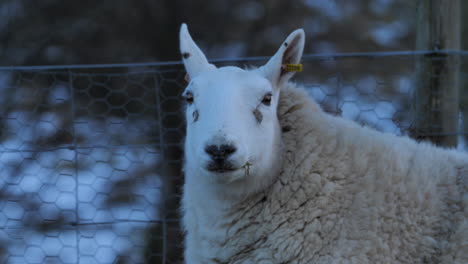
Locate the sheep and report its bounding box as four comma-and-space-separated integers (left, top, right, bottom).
178, 23, 468, 264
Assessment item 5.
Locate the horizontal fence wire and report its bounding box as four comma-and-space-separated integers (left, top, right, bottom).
0, 49, 467, 70
0, 50, 467, 263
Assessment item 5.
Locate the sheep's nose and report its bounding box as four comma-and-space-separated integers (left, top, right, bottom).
205, 144, 237, 161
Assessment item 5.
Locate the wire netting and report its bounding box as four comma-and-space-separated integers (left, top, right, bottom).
0, 51, 466, 263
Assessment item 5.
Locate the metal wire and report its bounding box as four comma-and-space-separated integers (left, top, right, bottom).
0, 49, 467, 71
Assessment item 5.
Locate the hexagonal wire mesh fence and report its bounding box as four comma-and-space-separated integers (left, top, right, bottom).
0, 51, 467, 263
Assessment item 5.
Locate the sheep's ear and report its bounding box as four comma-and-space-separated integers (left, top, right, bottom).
179, 23, 216, 80
258, 29, 305, 88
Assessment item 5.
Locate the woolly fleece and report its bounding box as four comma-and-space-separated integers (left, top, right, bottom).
182, 83, 468, 264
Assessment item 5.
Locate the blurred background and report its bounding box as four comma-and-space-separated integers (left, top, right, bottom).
0, 0, 466, 263
1, 0, 417, 64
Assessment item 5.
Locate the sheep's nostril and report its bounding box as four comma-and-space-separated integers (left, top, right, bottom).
205, 145, 218, 157
205, 144, 237, 160
220, 144, 237, 156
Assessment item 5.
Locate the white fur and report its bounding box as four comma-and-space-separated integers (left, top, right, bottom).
179, 24, 468, 264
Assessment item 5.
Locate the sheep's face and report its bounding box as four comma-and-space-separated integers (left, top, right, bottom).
183, 67, 282, 186
179, 24, 304, 196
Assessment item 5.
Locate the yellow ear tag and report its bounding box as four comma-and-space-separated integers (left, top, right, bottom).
282, 64, 303, 72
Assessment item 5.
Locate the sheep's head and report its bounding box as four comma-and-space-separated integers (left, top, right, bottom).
180, 24, 304, 196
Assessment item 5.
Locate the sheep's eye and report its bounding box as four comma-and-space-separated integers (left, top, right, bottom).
262, 93, 272, 106
184, 91, 194, 104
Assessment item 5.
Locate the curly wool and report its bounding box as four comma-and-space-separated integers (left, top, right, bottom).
182, 83, 468, 264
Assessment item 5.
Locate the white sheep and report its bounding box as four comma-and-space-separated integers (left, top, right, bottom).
179, 23, 468, 264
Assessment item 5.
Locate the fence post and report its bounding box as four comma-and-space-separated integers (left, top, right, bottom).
413, 0, 460, 147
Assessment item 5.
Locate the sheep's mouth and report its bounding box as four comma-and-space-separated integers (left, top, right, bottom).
209, 168, 238, 173
206, 163, 238, 173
